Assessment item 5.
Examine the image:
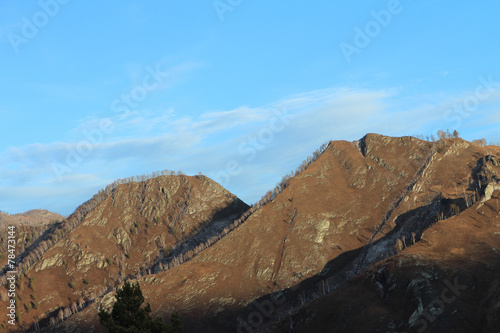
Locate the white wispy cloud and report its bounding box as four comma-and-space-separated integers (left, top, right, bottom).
3, 85, 500, 215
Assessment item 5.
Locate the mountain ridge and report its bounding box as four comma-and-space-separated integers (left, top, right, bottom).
2, 133, 500, 332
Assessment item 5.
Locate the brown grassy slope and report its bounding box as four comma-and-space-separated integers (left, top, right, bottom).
265, 140, 500, 333
245, 138, 500, 333
0, 175, 247, 332
269, 191, 500, 333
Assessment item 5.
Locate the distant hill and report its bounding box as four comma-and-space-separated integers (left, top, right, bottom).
2, 134, 500, 332
0, 209, 64, 227
0, 210, 64, 273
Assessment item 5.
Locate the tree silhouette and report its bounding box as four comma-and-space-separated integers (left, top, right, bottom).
98, 280, 183, 333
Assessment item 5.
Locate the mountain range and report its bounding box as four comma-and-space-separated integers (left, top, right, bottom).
1, 133, 500, 332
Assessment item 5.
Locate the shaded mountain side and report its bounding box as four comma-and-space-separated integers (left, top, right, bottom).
0, 175, 248, 332
269, 189, 500, 332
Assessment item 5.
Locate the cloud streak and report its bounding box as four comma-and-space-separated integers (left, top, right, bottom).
2, 85, 499, 215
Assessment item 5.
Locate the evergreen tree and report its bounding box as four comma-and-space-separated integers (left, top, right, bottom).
98, 280, 183, 333
170, 313, 184, 333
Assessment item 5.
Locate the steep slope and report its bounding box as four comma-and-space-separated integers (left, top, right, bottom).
265, 140, 500, 332
0, 175, 248, 331
269, 189, 500, 332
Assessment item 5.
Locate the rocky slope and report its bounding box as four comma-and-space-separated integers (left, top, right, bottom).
0, 175, 248, 331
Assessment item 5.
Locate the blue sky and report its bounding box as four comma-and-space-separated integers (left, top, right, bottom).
1, 0, 500, 215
